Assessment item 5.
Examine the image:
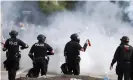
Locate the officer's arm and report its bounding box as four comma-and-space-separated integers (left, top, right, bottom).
28, 45, 34, 60
76, 42, 85, 52
111, 46, 120, 66
64, 43, 68, 56
19, 39, 29, 49
2, 39, 8, 51
82, 42, 88, 52
82, 39, 91, 52
46, 43, 54, 55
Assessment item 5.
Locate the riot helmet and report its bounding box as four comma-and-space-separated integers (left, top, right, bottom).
9, 30, 18, 38
120, 36, 129, 43
70, 33, 80, 43
37, 34, 46, 42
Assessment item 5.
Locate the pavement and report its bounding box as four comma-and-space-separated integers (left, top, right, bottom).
1, 68, 117, 80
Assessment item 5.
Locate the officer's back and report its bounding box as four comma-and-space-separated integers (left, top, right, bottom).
2, 30, 28, 80
6, 39, 18, 54
118, 43, 133, 63
64, 33, 82, 58
65, 41, 81, 57
31, 42, 52, 58
63, 33, 89, 75
3, 30, 28, 57
29, 34, 53, 59
28, 34, 53, 77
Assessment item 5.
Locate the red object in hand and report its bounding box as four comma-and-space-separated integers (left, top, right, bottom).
1, 42, 5, 48
88, 39, 91, 46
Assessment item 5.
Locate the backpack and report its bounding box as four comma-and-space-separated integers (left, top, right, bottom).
60, 63, 68, 74
26, 68, 38, 78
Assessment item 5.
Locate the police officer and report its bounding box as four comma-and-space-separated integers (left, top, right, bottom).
64, 33, 89, 75
3, 30, 29, 80
28, 34, 54, 77
131, 51, 133, 80
110, 36, 133, 80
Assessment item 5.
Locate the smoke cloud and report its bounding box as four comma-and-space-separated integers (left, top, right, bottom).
1, 1, 133, 77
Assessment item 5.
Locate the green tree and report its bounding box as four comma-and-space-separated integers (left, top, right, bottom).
39, 1, 78, 14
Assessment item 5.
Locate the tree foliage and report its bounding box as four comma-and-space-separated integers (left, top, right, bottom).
39, 1, 78, 14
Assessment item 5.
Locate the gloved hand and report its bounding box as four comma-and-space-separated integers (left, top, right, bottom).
25, 44, 29, 48
86, 39, 91, 46
32, 59, 36, 66
28, 54, 34, 61
110, 65, 113, 70
20, 47, 25, 50
85, 39, 89, 44
31, 57, 35, 62
20, 44, 29, 50
110, 63, 114, 70
3, 48, 7, 51
46, 51, 54, 55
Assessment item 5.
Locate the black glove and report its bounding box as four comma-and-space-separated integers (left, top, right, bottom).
20, 47, 25, 50
20, 44, 29, 50
83, 43, 88, 52
110, 63, 113, 70
46, 52, 54, 55
3, 48, 7, 51
28, 54, 34, 61
17, 53, 21, 58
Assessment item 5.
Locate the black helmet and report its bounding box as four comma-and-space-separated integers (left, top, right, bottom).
70, 33, 80, 43
9, 30, 18, 37
120, 36, 129, 43
37, 34, 46, 42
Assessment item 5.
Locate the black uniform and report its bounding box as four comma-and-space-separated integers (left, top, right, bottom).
111, 36, 133, 80
64, 40, 82, 75
3, 30, 28, 80
28, 34, 53, 77
64, 33, 86, 75
131, 52, 133, 80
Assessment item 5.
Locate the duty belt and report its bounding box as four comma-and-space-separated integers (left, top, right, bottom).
124, 60, 130, 63
35, 56, 48, 60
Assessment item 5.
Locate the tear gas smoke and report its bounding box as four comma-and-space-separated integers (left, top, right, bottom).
1, 1, 133, 76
